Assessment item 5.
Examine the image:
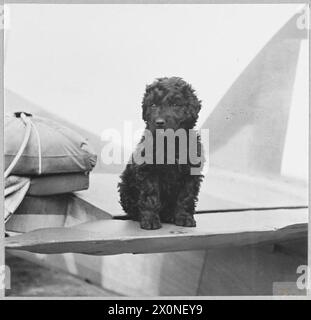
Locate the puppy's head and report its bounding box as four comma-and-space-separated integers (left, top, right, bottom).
142, 77, 201, 132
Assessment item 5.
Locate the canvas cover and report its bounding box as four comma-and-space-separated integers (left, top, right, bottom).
5, 113, 97, 175
27, 172, 89, 196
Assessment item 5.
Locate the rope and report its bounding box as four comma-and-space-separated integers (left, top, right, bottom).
5, 112, 43, 177
4, 113, 32, 178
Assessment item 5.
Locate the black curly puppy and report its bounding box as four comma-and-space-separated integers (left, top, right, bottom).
118, 77, 205, 230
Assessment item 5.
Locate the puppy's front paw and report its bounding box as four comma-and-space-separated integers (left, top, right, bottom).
140, 215, 162, 230
175, 214, 196, 227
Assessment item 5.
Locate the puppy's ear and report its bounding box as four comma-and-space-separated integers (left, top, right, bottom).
142, 103, 147, 122
182, 83, 202, 127
181, 83, 191, 96
142, 85, 151, 121
191, 98, 202, 126
182, 84, 201, 110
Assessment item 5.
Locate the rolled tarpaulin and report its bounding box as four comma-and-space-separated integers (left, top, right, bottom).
4, 112, 97, 175
27, 172, 90, 196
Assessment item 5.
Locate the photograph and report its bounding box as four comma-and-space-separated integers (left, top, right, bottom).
1, 1, 310, 299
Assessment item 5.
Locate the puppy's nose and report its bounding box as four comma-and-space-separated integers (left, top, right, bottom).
155, 118, 166, 127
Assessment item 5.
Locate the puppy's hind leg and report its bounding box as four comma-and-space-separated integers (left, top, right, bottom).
138, 176, 162, 230
174, 175, 202, 227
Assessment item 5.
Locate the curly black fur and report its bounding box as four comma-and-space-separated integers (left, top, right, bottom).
118, 77, 205, 230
